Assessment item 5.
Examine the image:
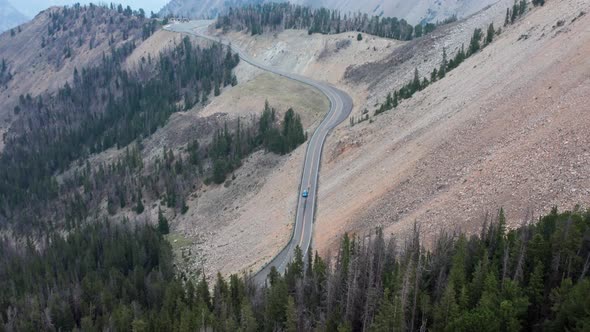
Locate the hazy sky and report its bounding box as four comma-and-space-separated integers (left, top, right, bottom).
9, 0, 169, 18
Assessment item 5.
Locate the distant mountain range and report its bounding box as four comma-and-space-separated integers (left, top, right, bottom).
0, 0, 28, 33
159, 0, 499, 24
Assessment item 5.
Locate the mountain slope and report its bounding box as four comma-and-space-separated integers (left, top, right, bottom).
316, 0, 590, 250
185, 0, 590, 272
160, 0, 498, 24
0, 4, 157, 150
313, 0, 498, 24
0, 0, 28, 33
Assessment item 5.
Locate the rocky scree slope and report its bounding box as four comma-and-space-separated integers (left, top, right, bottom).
315, 0, 590, 252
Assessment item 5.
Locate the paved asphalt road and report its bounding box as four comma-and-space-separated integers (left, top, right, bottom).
165, 21, 353, 285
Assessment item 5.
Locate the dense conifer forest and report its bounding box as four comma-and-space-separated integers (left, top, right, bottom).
215, 3, 455, 41
1, 207, 588, 331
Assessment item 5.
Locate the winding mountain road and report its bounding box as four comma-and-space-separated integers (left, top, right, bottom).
166, 21, 353, 284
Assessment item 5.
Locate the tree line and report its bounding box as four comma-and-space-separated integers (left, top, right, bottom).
41, 3, 156, 67
57, 100, 305, 231
375, 20, 499, 116
209, 101, 306, 185
1, 98, 304, 234
2, 206, 588, 331
216, 2, 456, 41
372, 0, 543, 118
506, 0, 536, 27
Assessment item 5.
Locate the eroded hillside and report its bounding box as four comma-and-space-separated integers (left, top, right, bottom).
206, 0, 589, 265
317, 0, 590, 251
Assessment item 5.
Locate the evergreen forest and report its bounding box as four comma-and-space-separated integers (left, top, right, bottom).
215, 3, 455, 41
1, 208, 588, 331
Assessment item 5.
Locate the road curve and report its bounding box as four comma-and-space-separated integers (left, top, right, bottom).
165, 21, 353, 285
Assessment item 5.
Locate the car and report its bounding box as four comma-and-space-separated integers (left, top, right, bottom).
302, 189, 309, 198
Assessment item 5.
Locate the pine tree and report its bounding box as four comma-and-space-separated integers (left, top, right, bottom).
371, 288, 396, 331
158, 206, 170, 234
519, 0, 527, 16
285, 296, 298, 332
385, 93, 393, 110
486, 23, 495, 45
135, 190, 144, 214
214, 81, 221, 96
412, 67, 421, 93
511, 1, 519, 23
547, 278, 590, 331
468, 28, 483, 55
439, 48, 448, 79
212, 159, 227, 184
197, 276, 212, 309
240, 301, 257, 332
433, 282, 459, 331
414, 24, 423, 38
527, 261, 545, 323
181, 198, 189, 214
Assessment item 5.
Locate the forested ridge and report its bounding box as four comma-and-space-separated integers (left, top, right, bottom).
34, 3, 156, 70
0, 4, 240, 231
1, 207, 588, 331
215, 2, 455, 41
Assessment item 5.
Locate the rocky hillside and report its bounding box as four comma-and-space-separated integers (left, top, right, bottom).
317, 0, 590, 250
160, 0, 498, 24
0, 0, 28, 33
183, 0, 590, 279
